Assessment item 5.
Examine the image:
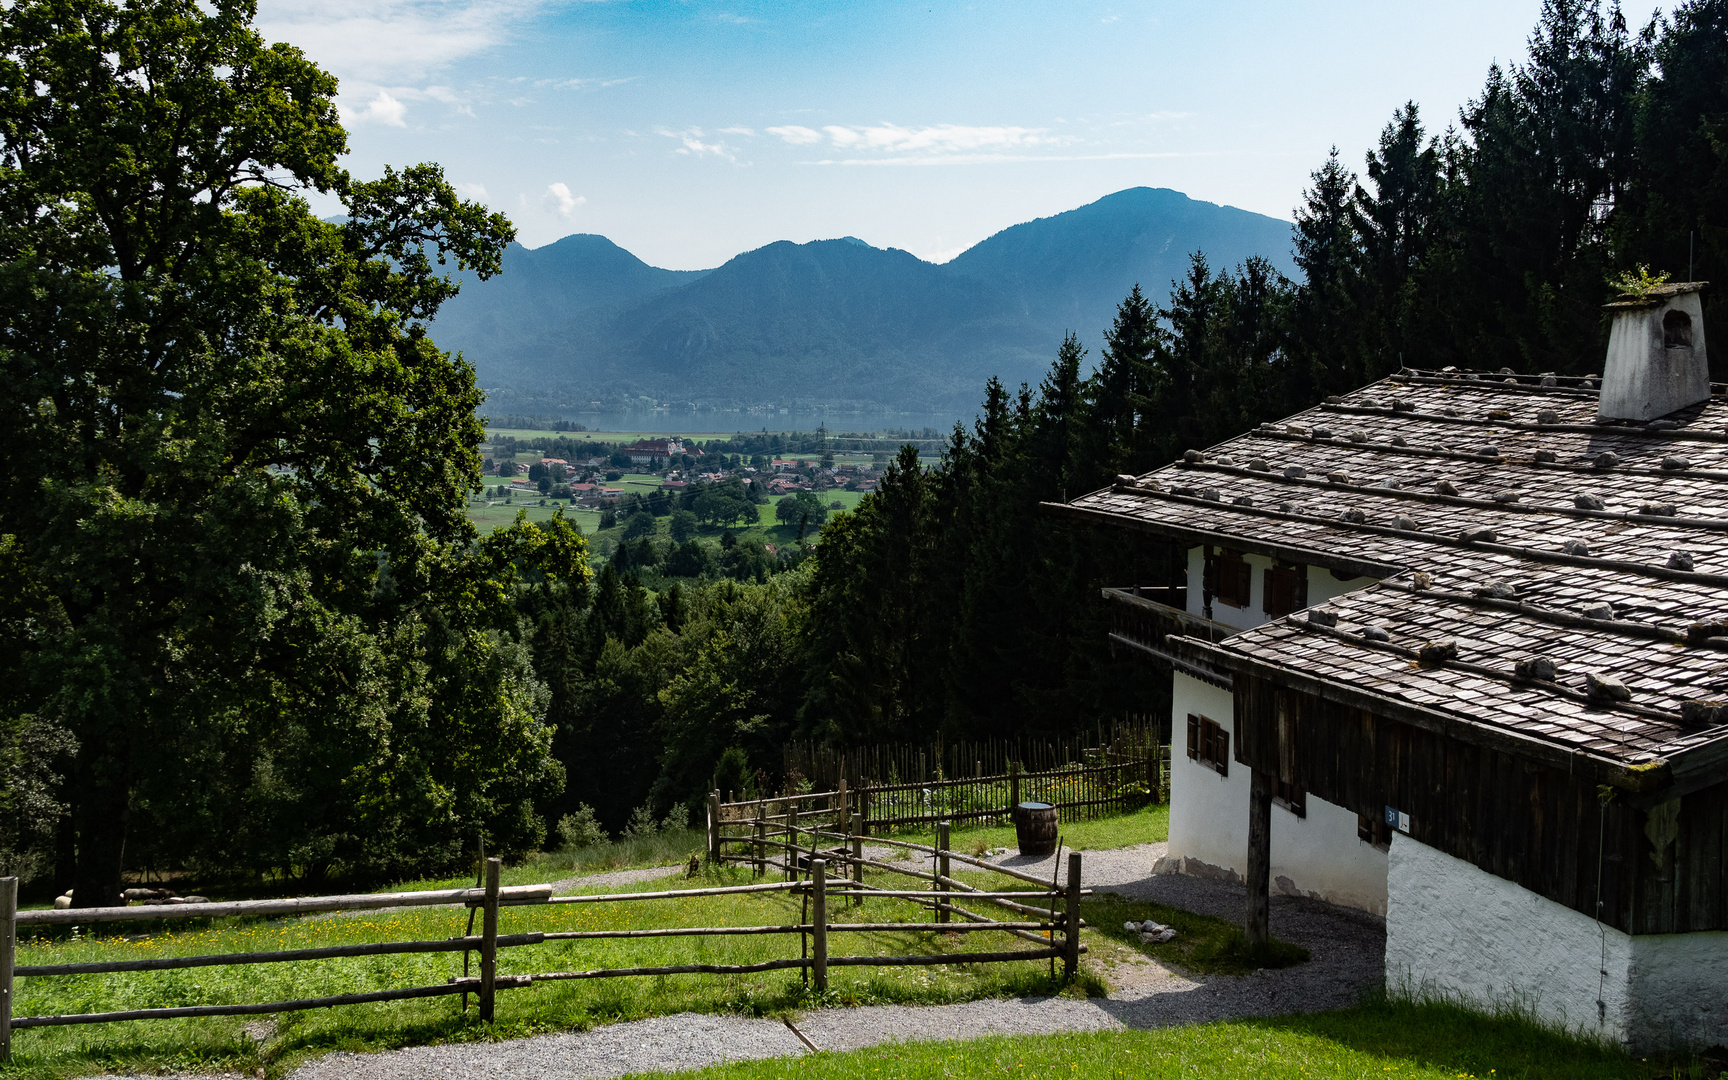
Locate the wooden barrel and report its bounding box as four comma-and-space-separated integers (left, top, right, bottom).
1014, 802, 1058, 856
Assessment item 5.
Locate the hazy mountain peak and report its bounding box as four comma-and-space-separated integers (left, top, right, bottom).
432, 187, 1295, 413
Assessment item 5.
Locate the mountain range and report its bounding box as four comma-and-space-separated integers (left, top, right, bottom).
430, 187, 1297, 414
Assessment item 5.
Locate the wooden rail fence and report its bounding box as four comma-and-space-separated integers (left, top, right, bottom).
715, 752, 1162, 838
0, 817, 1086, 1060
783, 718, 1165, 794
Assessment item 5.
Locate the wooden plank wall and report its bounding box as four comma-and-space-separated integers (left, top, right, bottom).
1235, 673, 1727, 934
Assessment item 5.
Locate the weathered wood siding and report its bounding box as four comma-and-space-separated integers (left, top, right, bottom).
1235, 673, 1727, 934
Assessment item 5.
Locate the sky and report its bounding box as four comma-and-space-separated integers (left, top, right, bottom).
260, 0, 1668, 271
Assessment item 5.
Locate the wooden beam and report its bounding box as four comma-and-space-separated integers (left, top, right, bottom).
1039, 501, 1401, 581
1246, 769, 1272, 949
1174, 635, 1666, 793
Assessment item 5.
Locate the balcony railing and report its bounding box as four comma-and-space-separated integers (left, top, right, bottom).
1101, 587, 1235, 687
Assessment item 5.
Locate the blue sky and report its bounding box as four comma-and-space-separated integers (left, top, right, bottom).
262, 0, 1666, 270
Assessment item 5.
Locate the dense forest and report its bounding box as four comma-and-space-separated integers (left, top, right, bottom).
1, 0, 1724, 893
541, 0, 1728, 831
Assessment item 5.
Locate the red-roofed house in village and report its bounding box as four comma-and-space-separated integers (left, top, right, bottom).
1049, 283, 1726, 1050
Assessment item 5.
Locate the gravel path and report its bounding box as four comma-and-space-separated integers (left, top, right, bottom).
76, 844, 1385, 1079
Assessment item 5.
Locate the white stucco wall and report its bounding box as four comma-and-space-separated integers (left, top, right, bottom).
1307, 566, 1380, 606
1386, 833, 1728, 1052
1182, 547, 1376, 629
1628, 926, 1728, 1051
1165, 670, 1389, 914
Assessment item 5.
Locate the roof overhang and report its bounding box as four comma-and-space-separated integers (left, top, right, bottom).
1171, 633, 1728, 802
1041, 499, 1403, 581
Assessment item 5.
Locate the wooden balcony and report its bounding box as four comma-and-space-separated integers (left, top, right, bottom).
1101, 586, 1236, 688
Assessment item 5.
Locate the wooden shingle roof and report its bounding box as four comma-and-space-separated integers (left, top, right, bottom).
1048, 368, 1728, 780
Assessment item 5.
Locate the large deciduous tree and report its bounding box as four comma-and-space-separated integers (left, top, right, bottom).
0, 0, 583, 904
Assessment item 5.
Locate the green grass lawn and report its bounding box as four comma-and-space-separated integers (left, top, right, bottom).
634, 1000, 1673, 1080
388, 829, 708, 893
889, 803, 1169, 855
6, 864, 1097, 1079
463, 499, 601, 534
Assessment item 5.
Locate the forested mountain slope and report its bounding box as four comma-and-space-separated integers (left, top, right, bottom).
429, 187, 1297, 411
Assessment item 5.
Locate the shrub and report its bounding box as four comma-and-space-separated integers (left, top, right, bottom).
621, 803, 659, 840
556, 805, 608, 851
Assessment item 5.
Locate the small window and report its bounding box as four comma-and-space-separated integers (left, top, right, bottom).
1263, 563, 1306, 618
1273, 778, 1307, 817
1186, 713, 1229, 776
1209, 551, 1252, 609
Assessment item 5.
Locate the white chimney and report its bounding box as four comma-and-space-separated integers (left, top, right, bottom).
1598, 282, 1709, 422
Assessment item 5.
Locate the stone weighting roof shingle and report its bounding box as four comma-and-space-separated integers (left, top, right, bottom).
1047, 367, 1728, 788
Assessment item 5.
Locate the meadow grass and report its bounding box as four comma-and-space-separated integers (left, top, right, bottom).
4, 863, 1097, 1079
888, 802, 1169, 855
631, 997, 1676, 1080
389, 829, 708, 892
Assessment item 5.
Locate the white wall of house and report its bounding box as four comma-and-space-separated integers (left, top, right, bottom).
1386, 834, 1728, 1052
1165, 670, 1390, 914
1307, 566, 1381, 606
1182, 547, 1377, 630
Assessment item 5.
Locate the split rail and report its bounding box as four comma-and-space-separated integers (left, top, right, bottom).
729, 755, 1158, 837
0, 815, 1086, 1061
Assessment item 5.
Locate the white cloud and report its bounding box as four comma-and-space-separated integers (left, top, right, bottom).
347, 89, 408, 126
549, 75, 641, 90
658, 128, 741, 163
455, 182, 489, 202
805, 150, 1206, 167
765, 125, 825, 145
768, 122, 1061, 156
718, 126, 756, 136
257, 0, 545, 86
543, 182, 584, 218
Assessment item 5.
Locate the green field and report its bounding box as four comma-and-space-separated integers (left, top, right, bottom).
7, 863, 1110, 1079
641, 1005, 1666, 1080
2, 803, 1684, 1080
462, 496, 601, 535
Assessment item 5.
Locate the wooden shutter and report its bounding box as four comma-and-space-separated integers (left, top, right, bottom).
1263, 565, 1298, 617
1216, 552, 1251, 609
1186, 714, 1200, 761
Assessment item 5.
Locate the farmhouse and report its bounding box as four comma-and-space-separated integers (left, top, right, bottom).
1051, 282, 1726, 1050
621, 438, 685, 465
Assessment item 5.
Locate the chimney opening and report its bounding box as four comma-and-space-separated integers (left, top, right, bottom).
1664, 309, 1693, 349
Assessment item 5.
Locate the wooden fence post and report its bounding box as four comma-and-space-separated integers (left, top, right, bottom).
706, 790, 720, 864
0, 876, 15, 1061
479, 857, 500, 1022
936, 822, 950, 925
754, 803, 766, 878
836, 777, 847, 831
810, 858, 827, 993
786, 803, 799, 882
1063, 852, 1082, 980
849, 812, 864, 908
1008, 762, 1020, 824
